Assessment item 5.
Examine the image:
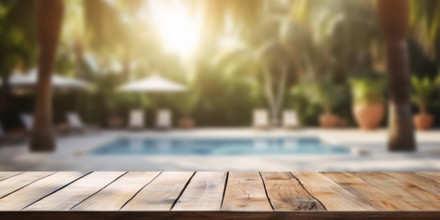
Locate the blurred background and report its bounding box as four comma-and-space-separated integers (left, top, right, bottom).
0, 0, 440, 171
2, 0, 439, 129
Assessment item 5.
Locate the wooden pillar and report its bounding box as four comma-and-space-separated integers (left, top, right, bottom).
377, 0, 416, 151
30, 0, 64, 152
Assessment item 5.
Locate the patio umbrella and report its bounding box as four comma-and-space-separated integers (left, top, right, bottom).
119, 74, 186, 93
3, 69, 89, 89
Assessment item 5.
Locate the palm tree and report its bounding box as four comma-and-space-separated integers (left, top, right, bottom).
0, 0, 36, 129
409, 0, 440, 60
377, 0, 416, 151
30, 0, 64, 151
214, 19, 293, 126
286, 0, 380, 79
62, 0, 134, 78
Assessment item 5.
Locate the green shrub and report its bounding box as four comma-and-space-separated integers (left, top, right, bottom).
411, 74, 440, 113
349, 76, 385, 105
291, 79, 347, 114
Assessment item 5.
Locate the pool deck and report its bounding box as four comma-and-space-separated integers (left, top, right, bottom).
0, 171, 440, 219
1, 128, 440, 171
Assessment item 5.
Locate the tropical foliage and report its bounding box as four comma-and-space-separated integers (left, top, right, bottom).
350, 75, 386, 105
411, 75, 440, 113
1, 0, 440, 132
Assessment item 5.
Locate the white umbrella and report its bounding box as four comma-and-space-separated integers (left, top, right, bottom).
119, 74, 186, 93
5, 69, 89, 89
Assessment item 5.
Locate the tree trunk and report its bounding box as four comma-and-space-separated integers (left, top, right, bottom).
30, 0, 64, 152
262, 66, 277, 126
74, 40, 84, 77
377, 0, 416, 151
262, 65, 288, 127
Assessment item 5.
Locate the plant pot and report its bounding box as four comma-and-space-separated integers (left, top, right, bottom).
337, 118, 348, 128
319, 113, 340, 128
107, 116, 124, 129
179, 118, 195, 129
353, 103, 384, 130
413, 113, 433, 130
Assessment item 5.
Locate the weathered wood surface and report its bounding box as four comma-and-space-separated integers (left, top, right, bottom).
221, 172, 272, 211
121, 172, 193, 211
25, 172, 125, 210
0, 172, 439, 219
261, 172, 325, 211
293, 172, 375, 211
172, 172, 227, 211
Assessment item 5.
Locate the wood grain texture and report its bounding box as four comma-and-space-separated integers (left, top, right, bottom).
72, 172, 160, 211
121, 172, 194, 211
25, 172, 125, 210
261, 172, 325, 211
352, 172, 440, 211
173, 172, 227, 211
387, 172, 440, 196
2, 211, 440, 220
221, 172, 272, 211
0, 172, 87, 210
0, 171, 438, 214
323, 172, 419, 211
416, 172, 440, 184
0, 172, 54, 198
0, 172, 23, 181
293, 172, 376, 211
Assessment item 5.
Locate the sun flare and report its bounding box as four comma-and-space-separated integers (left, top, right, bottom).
149, 1, 202, 59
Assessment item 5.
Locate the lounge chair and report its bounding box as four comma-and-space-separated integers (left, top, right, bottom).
283, 110, 299, 129
128, 110, 145, 130
21, 114, 33, 132
66, 112, 96, 133
253, 109, 270, 129
156, 109, 172, 130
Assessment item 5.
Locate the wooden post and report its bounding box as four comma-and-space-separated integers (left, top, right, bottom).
30, 0, 64, 152
376, 0, 416, 151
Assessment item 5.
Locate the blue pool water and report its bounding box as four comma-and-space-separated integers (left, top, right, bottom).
91, 137, 351, 156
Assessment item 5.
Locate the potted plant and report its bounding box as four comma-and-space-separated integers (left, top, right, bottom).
294, 80, 345, 128
175, 93, 199, 129
107, 116, 124, 129
411, 75, 440, 130
350, 76, 385, 130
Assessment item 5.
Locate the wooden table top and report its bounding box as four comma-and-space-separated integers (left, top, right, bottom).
0, 172, 439, 219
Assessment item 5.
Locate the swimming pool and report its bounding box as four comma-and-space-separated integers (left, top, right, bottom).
91, 137, 351, 156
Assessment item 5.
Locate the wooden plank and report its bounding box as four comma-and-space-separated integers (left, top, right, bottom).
387, 172, 440, 196
221, 172, 272, 211
2, 211, 440, 220
352, 172, 440, 211
292, 172, 375, 211
0, 172, 88, 211
25, 172, 125, 210
72, 172, 160, 211
260, 172, 325, 211
121, 172, 194, 211
172, 172, 227, 211
0, 172, 54, 198
0, 172, 23, 181
416, 172, 440, 183
323, 172, 419, 211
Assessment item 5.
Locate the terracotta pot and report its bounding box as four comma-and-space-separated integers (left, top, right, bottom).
107, 116, 124, 129
319, 114, 340, 128
179, 118, 195, 129
353, 103, 384, 130
337, 118, 348, 128
413, 113, 433, 130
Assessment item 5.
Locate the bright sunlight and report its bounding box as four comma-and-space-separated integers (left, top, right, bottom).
149, 0, 202, 59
